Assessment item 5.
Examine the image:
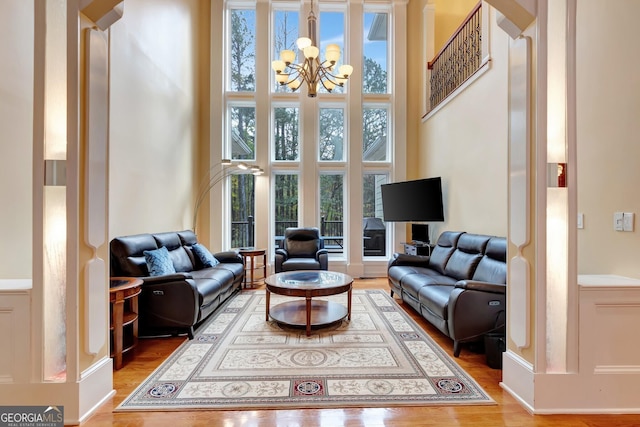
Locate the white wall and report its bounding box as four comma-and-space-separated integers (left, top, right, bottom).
108, 0, 207, 239
576, 0, 640, 277
0, 1, 34, 278
418, 7, 509, 239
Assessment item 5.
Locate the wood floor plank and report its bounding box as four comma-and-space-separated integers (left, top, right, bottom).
83, 278, 640, 426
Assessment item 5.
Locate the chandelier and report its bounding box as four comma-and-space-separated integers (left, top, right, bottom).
271, 0, 353, 97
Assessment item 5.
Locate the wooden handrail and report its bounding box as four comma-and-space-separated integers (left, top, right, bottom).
428, 1, 482, 70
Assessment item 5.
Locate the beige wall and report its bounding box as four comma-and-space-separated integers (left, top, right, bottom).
576, 0, 640, 278
433, 0, 479, 53
108, 0, 209, 240
0, 1, 34, 279
416, 6, 509, 239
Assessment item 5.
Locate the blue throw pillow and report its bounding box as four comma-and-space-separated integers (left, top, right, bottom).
192, 243, 220, 268
143, 246, 176, 276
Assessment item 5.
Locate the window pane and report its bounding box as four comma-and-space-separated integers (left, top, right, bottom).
362, 106, 388, 161
274, 174, 299, 249
274, 106, 299, 161
363, 12, 388, 94
273, 10, 299, 93
229, 105, 255, 160
229, 9, 255, 91
230, 174, 255, 248
320, 174, 344, 255
319, 11, 346, 95
319, 107, 345, 161
363, 173, 388, 257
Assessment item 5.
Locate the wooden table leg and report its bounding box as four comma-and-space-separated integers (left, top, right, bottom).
306, 296, 312, 336
265, 289, 270, 321
248, 254, 255, 287
112, 295, 124, 370
347, 287, 352, 320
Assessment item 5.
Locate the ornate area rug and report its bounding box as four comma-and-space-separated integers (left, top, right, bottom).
116, 290, 494, 411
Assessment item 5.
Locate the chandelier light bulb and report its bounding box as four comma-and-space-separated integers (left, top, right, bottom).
271, 60, 285, 73
303, 45, 319, 60
338, 64, 353, 78
296, 37, 312, 50
280, 49, 296, 65
325, 44, 341, 63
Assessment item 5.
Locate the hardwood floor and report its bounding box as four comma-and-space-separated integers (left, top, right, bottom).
84, 278, 640, 426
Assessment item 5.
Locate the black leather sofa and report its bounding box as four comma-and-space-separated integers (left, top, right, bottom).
110, 230, 244, 339
388, 231, 506, 356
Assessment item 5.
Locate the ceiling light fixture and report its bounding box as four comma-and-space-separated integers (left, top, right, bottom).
271, 0, 353, 97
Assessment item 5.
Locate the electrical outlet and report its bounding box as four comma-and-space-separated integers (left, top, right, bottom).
577, 213, 584, 229
614, 212, 624, 231
623, 212, 634, 232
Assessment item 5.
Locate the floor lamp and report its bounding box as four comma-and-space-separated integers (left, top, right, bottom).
192, 159, 263, 232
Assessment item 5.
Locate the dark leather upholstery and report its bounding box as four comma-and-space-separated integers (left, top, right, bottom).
110, 230, 244, 339
274, 227, 328, 273
388, 231, 506, 357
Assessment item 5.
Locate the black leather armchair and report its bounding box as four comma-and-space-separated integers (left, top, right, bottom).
274, 227, 329, 273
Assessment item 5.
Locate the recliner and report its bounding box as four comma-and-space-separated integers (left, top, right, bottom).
274, 227, 328, 272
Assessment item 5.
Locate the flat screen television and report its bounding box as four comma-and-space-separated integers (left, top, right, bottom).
380, 177, 444, 222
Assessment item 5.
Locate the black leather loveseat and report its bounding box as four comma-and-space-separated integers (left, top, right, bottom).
388, 231, 506, 356
110, 230, 244, 338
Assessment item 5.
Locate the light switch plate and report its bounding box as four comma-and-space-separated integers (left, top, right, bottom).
614, 212, 624, 231
577, 213, 584, 229
623, 212, 634, 232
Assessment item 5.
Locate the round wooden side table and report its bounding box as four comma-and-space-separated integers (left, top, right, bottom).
109, 277, 143, 370
235, 247, 267, 288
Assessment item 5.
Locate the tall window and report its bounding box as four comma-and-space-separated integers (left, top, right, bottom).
221, 1, 400, 271
319, 106, 345, 161
273, 105, 300, 161
273, 173, 299, 248
229, 9, 255, 92
230, 174, 255, 248
363, 173, 388, 257
320, 173, 344, 254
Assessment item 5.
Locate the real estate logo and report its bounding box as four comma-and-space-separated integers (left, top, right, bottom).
0, 406, 63, 427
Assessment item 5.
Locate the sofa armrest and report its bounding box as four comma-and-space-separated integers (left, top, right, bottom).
454, 280, 506, 294
275, 248, 288, 258
139, 276, 200, 330
143, 272, 193, 284
213, 250, 243, 264
388, 253, 430, 268
447, 284, 506, 347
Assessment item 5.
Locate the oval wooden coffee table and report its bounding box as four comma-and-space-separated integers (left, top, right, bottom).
265, 270, 353, 336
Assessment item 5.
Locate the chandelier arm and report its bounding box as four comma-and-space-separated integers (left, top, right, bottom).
317, 66, 343, 88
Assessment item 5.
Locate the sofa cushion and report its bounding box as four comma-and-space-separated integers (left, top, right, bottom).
427, 231, 461, 274
192, 243, 220, 268
190, 267, 236, 306
472, 237, 507, 284
444, 234, 490, 280
418, 284, 456, 321
143, 246, 176, 276
110, 233, 159, 277
401, 270, 457, 300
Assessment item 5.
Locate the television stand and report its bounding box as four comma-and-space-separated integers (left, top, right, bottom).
402, 242, 432, 256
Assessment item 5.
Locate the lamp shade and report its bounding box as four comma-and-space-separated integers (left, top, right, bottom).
325, 44, 341, 63
272, 60, 285, 73
280, 49, 296, 64
296, 37, 312, 50
303, 45, 319, 60
338, 64, 353, 77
